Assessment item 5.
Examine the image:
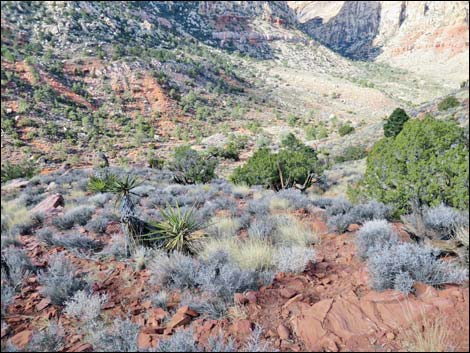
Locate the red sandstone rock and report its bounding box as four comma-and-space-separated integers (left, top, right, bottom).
245, 291, 257, 304
279, 288, 298, 299
234, 293, 248, 305
10, 330, 32, 348
230, 319, 253, 336
347, 223, 361, 232
31, 193, 64, 214
277, 324, 290, 340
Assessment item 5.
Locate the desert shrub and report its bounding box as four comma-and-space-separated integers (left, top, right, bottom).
276, 188, 311, 210
91, 319, 140, 352
349, 200, 393, 222
150, 290, 169, 309
334, 146, 368, 163
1, 160, 37, 183
243, 325, 278, 352
325, 197, 352, 217
383, 108, 410, 138
358, 117, 469, 215
149, 251, 199, 289
6, 211, 43, 237
438, 96, 459, 111
1, 232, 21, 250
38, 230, 102, 252
367, 242, 468, 293
311, 197, 334, 209
247, 197, 270, 215
18, 191, 46, 208
88, 193, 112, 207
154, 328, 200, 352
273, 246, 315, 273
327, 213, 355, 234
196, 251, 269, 301
148, 156, 165, 169
329, 200, 394, 233
26, 323, 65, 352
232, 238, 274, 271
207, 216, 241, 238
86, 215, 111, 234
181, 292, 230, 319
64, 290, 107, 321
1, 247, 36, 289
355, 220, 399, 259
155, 327, 235, 352
1, 275, 14, 315
168, 146, 217, 184
208, 141, 241, 161
52, 205, 95, 230
38, 253, 88, 305
423, 204, 469, 240
231, 136, 321, 191
100, 234, 127, 259
274, 217, 317, 247
150, 251, 271, 310
338, 124, 355, 136
207, 333, 236, 352
248, 217, 276, 240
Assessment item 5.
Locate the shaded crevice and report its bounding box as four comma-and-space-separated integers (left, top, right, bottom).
299, 1, 383, 61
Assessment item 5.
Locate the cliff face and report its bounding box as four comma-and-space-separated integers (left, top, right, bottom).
289, 1, 469, 83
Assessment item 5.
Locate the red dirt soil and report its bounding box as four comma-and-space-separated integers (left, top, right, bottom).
2, 214, 469, 352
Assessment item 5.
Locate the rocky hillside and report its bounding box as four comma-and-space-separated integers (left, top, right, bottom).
1, 1, 468, 173
289, 1, 469, 85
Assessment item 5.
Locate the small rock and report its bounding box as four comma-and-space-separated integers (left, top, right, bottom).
280, 288, 298, 299
36, 298, 51, 311
167, 312, 192, 330
245, 291, 258, 304
69, 342, 93, 352
386, 332, 395, 340
230, 320, 253, 336
138, 332, 153, 349
347, 223, 361, 232
234, 293, 248, 305
10, 330, 32, 348
177, 305, 199, 318
277, 324, 290, 340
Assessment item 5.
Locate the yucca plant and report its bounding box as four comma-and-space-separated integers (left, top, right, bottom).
106, 175, 157, 255
143, 203, 205, 254
87, 172, 118, 193
454, 227, 469, 266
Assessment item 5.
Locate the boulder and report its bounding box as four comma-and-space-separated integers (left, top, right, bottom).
31, 194, 64, 214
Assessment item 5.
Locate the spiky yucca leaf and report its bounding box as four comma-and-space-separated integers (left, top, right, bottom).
88, 173, 118, 193
143, 203, 204, 254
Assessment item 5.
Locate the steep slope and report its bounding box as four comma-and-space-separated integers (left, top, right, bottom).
0, 1, 465, 171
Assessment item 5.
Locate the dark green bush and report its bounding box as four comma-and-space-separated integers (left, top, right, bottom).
355, 117, 469, 215
334, 146, 368, 163
383, 108, 409, 137
168, 146, 217, 184
208, 141, 240, 161
231, 134, 321, 191
148, 157, 165, 169
338, 124, 355, 136
438, 96, 460, 111
1, 160, 37, 183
